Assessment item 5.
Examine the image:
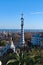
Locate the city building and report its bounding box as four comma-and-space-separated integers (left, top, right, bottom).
40, 34, 43, 47
31, 33, 41, 45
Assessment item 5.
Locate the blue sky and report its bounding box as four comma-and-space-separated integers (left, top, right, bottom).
0, 0, 43, 29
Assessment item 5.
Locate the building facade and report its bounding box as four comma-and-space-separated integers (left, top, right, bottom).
31, 33, 41, 45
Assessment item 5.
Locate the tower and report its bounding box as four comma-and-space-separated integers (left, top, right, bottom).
20, 13, 25, 45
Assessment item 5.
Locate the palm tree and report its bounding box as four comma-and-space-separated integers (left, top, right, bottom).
6, 49, 41, 65
6, 51, 26, 65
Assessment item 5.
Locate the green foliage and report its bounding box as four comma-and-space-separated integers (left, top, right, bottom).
0, 48, 43, 65
0, 41, 7, 46
6, 50, 43, 65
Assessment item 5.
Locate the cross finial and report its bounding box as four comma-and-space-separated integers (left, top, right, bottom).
21, 13, 23, 18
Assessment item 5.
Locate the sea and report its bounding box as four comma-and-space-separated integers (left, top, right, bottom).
0, 29, 43, 33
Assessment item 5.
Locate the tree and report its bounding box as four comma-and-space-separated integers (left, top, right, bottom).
0, 41, 7, 46
6, 50, 41, 65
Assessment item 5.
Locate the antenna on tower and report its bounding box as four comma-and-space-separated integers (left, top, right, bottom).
21, 13, 23, 18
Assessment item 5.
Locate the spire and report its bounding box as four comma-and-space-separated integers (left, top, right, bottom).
21, 13, 23, 18
20, 13, 25, 45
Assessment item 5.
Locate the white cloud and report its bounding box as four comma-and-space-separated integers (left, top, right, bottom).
31, 12, 43, 14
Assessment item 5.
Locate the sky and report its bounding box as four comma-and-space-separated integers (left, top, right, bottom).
0, 0, 43, 29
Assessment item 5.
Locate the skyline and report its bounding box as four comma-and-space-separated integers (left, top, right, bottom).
0, 0, 43, 29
